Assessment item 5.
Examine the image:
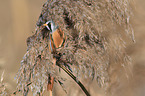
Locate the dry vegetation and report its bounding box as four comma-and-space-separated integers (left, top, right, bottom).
1, 0, 145, 96
15, 0, 134, 95
0, 71, 7, 95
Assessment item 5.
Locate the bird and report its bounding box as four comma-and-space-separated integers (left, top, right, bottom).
43, 20, 65, 53
43, 20, 66, 93
43, 20, 90, 96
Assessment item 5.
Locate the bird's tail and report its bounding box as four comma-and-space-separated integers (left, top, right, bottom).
47, 76, 54, 91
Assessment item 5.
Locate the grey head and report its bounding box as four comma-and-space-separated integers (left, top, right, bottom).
43, 20, 58, 33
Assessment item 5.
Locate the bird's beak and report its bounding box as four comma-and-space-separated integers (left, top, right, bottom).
43, 23, 47, 26
43, 23, 50, 30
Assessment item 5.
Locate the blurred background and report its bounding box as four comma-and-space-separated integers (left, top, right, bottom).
0, 0, 46, 94
0, 0, 145, 96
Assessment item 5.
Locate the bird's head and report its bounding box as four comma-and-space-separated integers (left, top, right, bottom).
43, 20, 58, 33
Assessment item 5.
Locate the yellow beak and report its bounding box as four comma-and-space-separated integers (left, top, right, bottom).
43, 23, 50, 30
43, 23, 47, 26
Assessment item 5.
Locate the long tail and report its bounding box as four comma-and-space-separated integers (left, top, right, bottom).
47, 58, 56, 96
47, 76, 54, 91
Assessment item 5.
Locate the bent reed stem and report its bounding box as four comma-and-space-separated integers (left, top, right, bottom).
57, 63, 90, 96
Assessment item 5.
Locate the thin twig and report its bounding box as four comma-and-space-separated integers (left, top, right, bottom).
12, 82, 32, 95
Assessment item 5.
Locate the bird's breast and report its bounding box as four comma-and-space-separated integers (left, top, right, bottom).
51, 28, 64, 49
